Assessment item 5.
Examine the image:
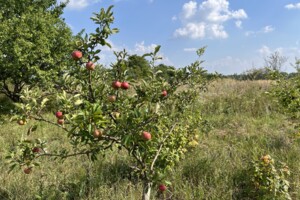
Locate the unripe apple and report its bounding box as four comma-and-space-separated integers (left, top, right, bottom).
17, 120, 26, 125
93, 129, 103, 138
71, 50, 82, 60
142, 131, 151, 141
158, 184, 167, 192
108, 95, 116, 102
162, 90, 167, 97
112, 81, 122, 89
121, 82, 130, 90
86, 61, 95, 70
32, 147, 41, 153
57, 119, 64, 125
188, 140, 199, 148
261, 154, 271, 164
24, 167, 32, 174
55, 111, 63, 119
112, 112, 120, 119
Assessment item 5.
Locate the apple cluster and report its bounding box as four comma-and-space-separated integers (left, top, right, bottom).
72, 50, 95, 71
55, 111, 64, 125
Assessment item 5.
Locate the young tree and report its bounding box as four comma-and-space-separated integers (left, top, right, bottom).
0, 0, 73, 102
7, 6, 208, 200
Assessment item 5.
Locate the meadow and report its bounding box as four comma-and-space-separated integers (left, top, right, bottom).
0, 78, 299, 200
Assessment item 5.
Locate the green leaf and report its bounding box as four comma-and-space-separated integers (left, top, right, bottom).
154, 45, 161, 55
74, 99, 83, 106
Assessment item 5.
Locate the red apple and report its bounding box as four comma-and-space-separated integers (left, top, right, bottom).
162, 90, 167, 97
24, 168, 32, 174
121, 82, 129, 90
158, 184, 167, 192
142, 131, 151, 141
32, 147, 41, 153
112, 81, 122, 89
86, 61, 95, 70
108, 95, 116, 102
71, 50, 82, 60
55, 111, 63, 119
57, 119, 64, 125
93, 129, 102, 138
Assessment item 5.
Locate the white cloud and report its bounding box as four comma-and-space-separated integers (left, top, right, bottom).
59, 0, 116, 10
183, 48, 198, 52
285, 3, 300, 9
235, 20, 242, 29
174, 0, 247, 39
204, 45, 300, 75
258, 45, 271, 56
204, 56, 254, 74
257, 45, 300, 71
98, 41, 173, 66
133, 41, 157, 55
132, 42, 174, 66
245, 25, 275, 36
263, 25, 275, 33
172, 16, 178, 21
59, 0, 89, 10
211, 24, 228, 38
182, 1, 198, 19
174, 23, 206, 39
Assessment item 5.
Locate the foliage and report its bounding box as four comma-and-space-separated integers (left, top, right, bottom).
2, 79, 300, 199
248, 155, 291, 200
127, 55, 152, 80
268, 59, 300, 119
153, 64, 176, 82
6, 6, 208, 200
0, 0, 73, 102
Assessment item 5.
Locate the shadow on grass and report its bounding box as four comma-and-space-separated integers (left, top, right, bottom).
0, 95, 16, 124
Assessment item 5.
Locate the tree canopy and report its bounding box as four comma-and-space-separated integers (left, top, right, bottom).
0, 0, 73, 101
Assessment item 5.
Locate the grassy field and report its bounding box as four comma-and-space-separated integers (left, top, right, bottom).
1, 79, 300, 200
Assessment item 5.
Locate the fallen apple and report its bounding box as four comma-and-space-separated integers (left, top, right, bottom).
142, 131, 151, 141
24, 167, 32, 174
108, 95, 116, 102
158, 184, 167, 192
161, 90, 167, 97
93, 129, 103, 138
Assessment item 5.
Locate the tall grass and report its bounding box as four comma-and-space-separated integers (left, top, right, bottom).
1, 79, 300, 199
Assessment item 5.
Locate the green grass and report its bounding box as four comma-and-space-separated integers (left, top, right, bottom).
1, 79, 300, 199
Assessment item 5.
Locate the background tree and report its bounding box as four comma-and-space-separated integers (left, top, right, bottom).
265, 51, 287, 72
154, 64, 176, 82
0, 0, 73, 102
127, 55, 151, 79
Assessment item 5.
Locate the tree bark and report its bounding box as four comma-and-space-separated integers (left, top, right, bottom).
142, 182, 152, 200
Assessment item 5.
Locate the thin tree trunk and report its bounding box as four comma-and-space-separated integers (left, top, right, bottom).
142, 182, 152, 200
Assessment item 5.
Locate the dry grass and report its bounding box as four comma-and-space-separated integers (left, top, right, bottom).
1, 79, 300, 199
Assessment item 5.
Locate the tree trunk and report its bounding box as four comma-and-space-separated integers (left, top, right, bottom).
142, 182, 152, 200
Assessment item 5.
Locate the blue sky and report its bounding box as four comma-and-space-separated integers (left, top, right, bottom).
59, 0, 300, 74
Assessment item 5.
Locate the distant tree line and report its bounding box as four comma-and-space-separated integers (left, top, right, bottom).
221, 52, 300, 81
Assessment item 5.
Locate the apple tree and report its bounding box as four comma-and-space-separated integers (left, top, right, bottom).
7, 6, 208, 200
0, 0, 73, 102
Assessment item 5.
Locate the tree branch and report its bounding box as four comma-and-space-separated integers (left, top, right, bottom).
150, 123, 177, 171
29, 115, 69, 132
